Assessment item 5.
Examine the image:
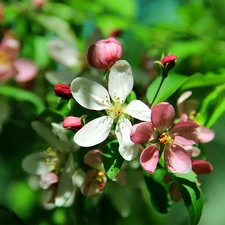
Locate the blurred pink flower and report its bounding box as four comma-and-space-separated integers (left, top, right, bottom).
0, 32, 37, 85
81, 150, 107, 197
177, 91, 215, 143
87, 37, 122, 69
131, 102, 199, 174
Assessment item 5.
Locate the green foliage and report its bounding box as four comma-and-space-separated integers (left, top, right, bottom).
102, 140, 124, 180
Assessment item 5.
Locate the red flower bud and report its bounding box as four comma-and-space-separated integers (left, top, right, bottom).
54, 84, 72, 100
62, 116, 83, 130
161, 55, 177, 66
192, 159, 213, 175
87, 37, 122, 69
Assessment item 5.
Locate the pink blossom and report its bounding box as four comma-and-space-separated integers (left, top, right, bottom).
131, 102, 199, 174
177, 91, 215, 143
81, 150, 107, 197
87, 37, 122, 69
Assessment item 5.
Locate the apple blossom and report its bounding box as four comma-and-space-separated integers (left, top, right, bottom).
70, 60, 151, 161
22, 122, 77, 207
131, 102, 199, 174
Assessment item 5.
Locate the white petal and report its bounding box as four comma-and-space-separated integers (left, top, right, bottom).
124, 100, 151, 122
55, 169, 74, 207
31, 121, 62, 152
71, 77, 111, 110
22, 152, 52, 175
74, 116, 113, 147
108, 60, 133, 102
115, 118, 139, 161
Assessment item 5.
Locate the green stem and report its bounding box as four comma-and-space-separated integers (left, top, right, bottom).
150, 76, 166, 108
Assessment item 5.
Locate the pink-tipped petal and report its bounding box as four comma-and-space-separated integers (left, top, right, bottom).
172, 121, 199, 145
151, 102, 175, 132
164, 145, 192, 174
198, 126, 215, 143
140, 145, 160, 174
130, 122, 154, 144
192, 159, 213, 174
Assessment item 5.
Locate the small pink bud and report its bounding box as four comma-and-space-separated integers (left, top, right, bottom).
161, 55, 177, 66
192, 159, 213, 175
87, 37, 122, 69
62, 116, 83, 130
54, 84, 72, 100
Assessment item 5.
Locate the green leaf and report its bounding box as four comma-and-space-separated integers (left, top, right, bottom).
102, 140, 124, 180
171, 171, 204, 225
146, 73, 188, 106
197, 83, 225, 127
0, 85, 44, 114
181, 72, 225, 90
144, 169, 172, 214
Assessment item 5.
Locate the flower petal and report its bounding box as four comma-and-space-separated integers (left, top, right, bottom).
198, 126, 215, 143
84, 149, 103, 170
108, 60, 133, 102
115, 118, 139, 161
22, 152, 52, 175
164, 145, 192, 174
55, 169, 74, 207
177, 91, 192, 116
192, 159, 213, 174
151, 102, 175, 132
171, 121, 199, 145
124, 100, 151, 121
74, 116, 113, 147
140, 145, 160, 174
130, 122, 154, 144
71, 77, 111, 110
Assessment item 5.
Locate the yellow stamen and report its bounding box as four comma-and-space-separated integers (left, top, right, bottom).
158, 132, 174, 145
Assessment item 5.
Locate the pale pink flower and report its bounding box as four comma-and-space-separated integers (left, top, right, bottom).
87, 37, 122, 69
177, 91, 215, 143
81, 150, 107, 197
131, 102, 199, 174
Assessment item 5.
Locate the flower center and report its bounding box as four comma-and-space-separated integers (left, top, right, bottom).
96, 171, 106, 190
158, 132, 174, 145
106, 96, 125, 119
44, 147, 66, 171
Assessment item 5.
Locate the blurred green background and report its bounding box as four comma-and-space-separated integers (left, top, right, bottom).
1, 0, 225, 224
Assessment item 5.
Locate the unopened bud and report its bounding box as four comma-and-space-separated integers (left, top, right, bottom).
161, 54, 177, 78
54, 84, 72, 100
62, 116, 83, 130
87, 37, 122, 69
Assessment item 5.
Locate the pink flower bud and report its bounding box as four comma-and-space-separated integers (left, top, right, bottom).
161, 55, 177, 66
54, 84, 72, 100
62, 116, 83, 130
87, 37, 122, 69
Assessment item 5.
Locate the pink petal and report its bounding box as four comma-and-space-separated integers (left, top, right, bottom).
130, 122, 154, 144
192, 159, 213, 174
84, 149, 103, 170
171, 121, 199, 145
198, 126, 215, 143
140, 145, 160, 174
151, 102, 175, 132
13, 58, 37, 82
164, 145, 192, 174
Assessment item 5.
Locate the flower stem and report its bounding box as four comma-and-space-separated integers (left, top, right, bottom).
150, 76, 165, 108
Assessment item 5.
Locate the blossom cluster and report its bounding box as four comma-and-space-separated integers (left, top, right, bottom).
22, 37, 214, 208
